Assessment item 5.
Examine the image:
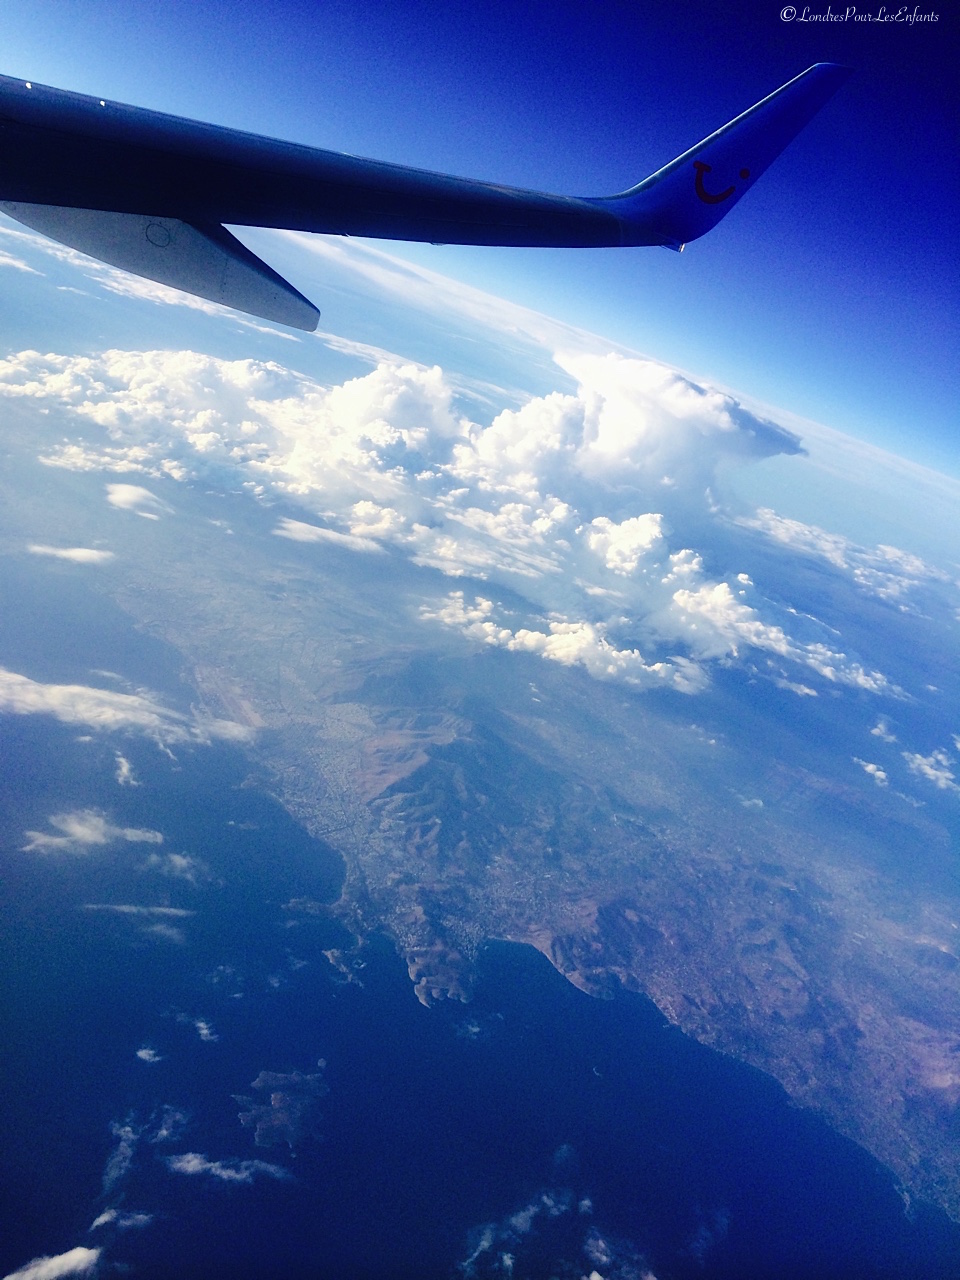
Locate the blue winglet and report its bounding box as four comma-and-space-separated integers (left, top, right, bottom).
596, 63, 853, 249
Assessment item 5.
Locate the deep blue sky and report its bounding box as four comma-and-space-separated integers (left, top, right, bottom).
2, 0, 957, 472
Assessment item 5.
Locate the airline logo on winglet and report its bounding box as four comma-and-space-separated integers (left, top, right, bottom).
693, 161, 750, 205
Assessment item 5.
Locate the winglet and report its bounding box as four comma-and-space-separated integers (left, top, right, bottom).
599, 63, 853, 248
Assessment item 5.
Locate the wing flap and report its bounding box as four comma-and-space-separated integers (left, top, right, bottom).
0, 202, 319, 330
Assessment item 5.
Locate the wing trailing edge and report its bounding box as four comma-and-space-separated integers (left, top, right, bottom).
0, 202, 319, 330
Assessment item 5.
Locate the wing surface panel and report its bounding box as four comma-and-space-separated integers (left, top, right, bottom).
0, 202, 319, 329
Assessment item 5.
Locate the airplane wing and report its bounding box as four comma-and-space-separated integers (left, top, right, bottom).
0, 64, 851, 330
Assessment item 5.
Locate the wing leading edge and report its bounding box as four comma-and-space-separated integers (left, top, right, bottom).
0, 64, 851, 329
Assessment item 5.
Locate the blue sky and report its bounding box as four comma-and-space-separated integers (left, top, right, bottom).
2, 0, 957, 472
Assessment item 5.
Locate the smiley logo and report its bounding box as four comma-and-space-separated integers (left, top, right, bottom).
694, 161, 750, 204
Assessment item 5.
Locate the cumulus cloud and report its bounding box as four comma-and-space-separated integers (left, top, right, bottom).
174, 1013, 218, 1042
136, 1047, 163, 1063
1, 1248, 101, 1280
22, 810, 163, 853
421, 592, 704, 692
871, 719, 897, 743
27, 545, 114, 564
668, 580, 896, 693
143, 851, 207, 882
0, 344, 923, 698
854, 758, 889, 787
166, 1152, 290, 1183
0, 665, 251, 747
902, 748, 959, 794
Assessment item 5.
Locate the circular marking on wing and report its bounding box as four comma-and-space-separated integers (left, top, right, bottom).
145, 222, 173, 248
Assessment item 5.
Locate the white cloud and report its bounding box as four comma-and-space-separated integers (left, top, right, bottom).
420, 592, 705, 692
27, 545, 114, 564
272, 517, 382, 553
0, 248, 41, 274
103, 1120, 140, 1193
150, 1106, 188, 1144
144, 922, 187, 944
902, 749, 960, 794
82, 905, 193, 917
136, 1047, 163, 1063
582, 514, 664, 575
455, 1174, 655, 1280
114, 753, 139, 786
1, 1248, 101, 1280
0, 342, 926, 699
22, 810, 163, 853
853, 758, 889, 787
174, 1012, 218, 1041
105, 483, 171, 519
144, 852, 207, 882
89, 1209, 152, 1231
668, 582, 897, 693
871, 719, 897, 743
0, 665, 252, 747
741, 508, 951, 603
166, 1152, 289, 1183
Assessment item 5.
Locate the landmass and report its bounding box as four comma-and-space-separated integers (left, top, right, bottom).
98, 510, 960, 1227
10, 448, 957, 1225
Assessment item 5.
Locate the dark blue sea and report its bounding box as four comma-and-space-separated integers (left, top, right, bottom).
2, 565, 960, 1279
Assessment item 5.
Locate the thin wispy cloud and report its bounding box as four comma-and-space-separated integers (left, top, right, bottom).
82, 904, 193, 917
0, 247, 41, 274
272, 516, 382, 553
27, 544, 114, 564
89, 1209, 152, 1231
102, 1120, 141, 1194
166, 1152, 290, 1183
149, 1106, 188, 1144
143, 851, 207, 882
0, 665, 252, 747
22, 810, 163, 854
105, 483, 172, 519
